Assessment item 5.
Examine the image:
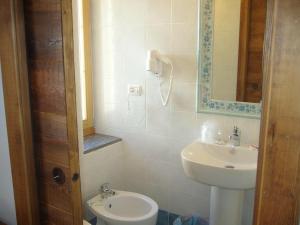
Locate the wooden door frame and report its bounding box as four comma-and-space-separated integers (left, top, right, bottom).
253, 0, 276, 223
0, 0, 39, 224
61, 1, 84, 223
253, 0, 300, 224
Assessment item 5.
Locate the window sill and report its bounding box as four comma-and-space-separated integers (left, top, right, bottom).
83, 133, 122, 154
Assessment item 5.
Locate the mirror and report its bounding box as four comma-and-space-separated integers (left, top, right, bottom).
197, 0, 266, 117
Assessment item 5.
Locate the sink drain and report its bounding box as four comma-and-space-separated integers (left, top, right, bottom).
225, 165, 235, 169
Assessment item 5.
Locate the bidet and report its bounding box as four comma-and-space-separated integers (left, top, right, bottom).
87, 190, 158, 225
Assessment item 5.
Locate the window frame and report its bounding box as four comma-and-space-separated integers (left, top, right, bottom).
81, 0, 94, 136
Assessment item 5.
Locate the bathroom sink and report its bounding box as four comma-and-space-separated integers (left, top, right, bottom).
181, 141, 258, 189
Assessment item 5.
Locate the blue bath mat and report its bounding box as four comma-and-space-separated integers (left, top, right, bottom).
173, 214, 208, 225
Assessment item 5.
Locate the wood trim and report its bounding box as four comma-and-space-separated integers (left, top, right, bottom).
236, 0, 251, 101
0, 0, 39, 224
83, 126, 96, 136
61, 0, 84, 224
253, 0, 300, 224
253, 0, 275, 223
82, 0, 94, 132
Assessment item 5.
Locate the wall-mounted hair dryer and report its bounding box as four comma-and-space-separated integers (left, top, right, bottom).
146, 50, 172, 76
146, 50, 173, 106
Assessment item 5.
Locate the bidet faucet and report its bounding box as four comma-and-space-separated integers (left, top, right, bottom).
100, 183, 115, 199
228, 126, 241, 147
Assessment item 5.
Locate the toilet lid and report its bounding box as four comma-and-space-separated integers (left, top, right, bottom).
83, 220, 91, 225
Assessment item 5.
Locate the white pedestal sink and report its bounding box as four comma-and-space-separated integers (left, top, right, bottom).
181, 141, 258, 225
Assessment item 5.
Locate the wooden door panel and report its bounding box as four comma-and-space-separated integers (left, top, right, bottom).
32, 112, 68, 142
37, 157, 74, 214
254, 0, 300, 224
24, 0, 83, 224
29, 68, 67, 114
24, 6, 63, 58
35, 142, 70, 166
41, 204, 73, 225
39, 182, 72, 213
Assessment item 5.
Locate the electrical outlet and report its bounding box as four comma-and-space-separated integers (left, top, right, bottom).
128, 85, 142, 96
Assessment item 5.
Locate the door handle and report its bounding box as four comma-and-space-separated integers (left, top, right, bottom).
72, 173, 80, 182
52, 168, 65, 185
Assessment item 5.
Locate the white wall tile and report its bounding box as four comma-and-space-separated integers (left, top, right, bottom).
144, 134, 172, 162
81, 142, 125, 219
171, 82, 196, 112
124, 106, 146, 129
146, 0, 172, 25
145, 24, 172, 53
171, 23, 197, 54
146, 107, 170, 136
168, 190, 210, 218
233, 117, 261, 145
96, 50, 124, 77
172, 0, 198, 24
91, 0, 123, 27
100, 77, 127, 104
172, 54, 197, 83
120, 0, 147, 26
144, 183, 169, 211
168, 111, 201, 141
196, 113, 236, 143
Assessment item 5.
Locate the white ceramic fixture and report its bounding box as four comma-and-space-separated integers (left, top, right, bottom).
83, 220, 91, 225
87, 190, 158, 225
181, 141, 258, 225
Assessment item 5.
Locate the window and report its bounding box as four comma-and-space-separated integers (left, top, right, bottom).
78, 0, 94, 136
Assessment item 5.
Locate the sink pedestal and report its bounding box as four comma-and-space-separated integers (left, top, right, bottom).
210, 187, 244, 225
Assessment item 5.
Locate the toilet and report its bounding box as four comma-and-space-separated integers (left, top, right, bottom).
87, 190, 158, 225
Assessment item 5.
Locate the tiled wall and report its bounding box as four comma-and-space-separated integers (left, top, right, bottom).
80, 142, 124, 219
90, 0, 260, 223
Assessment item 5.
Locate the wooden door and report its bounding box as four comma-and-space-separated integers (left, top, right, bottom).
0, 0, 39, 224
23, 0, 83, 224
254, 0, 300, 224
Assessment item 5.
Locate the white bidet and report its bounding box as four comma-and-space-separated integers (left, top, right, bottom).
87, 190, 158, 225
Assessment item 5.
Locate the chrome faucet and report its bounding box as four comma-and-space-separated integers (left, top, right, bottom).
228, 126, 241, 146
100, 183, 115, 199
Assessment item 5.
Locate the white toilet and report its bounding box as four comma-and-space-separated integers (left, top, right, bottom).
87, 190, 158, 225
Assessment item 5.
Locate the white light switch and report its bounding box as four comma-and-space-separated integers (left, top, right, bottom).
128, 85, 142, 96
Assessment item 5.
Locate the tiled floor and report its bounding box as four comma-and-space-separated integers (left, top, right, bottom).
89, 218, 97, 225
89, 210, 208, 225
156, 210, 180, 225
